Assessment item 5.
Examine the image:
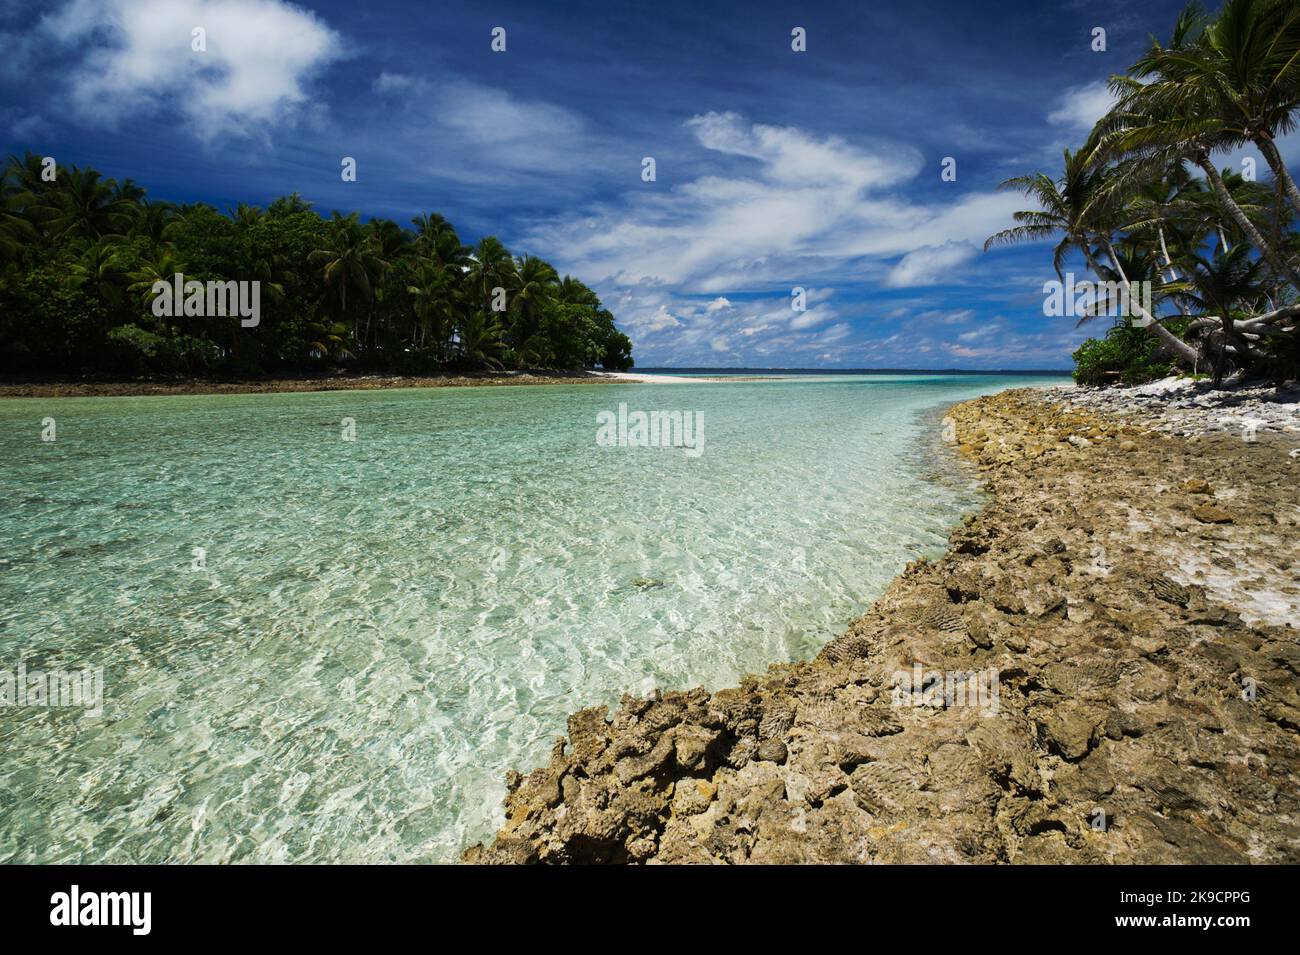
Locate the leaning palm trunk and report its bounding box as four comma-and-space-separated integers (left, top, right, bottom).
1255, 136, 1300, 219
1091, 236, 1200, 364
1157, 224, 1179, 281
1196, 153, 1300, 291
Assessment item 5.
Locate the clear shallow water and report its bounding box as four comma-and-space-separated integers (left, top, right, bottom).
0, 373, 1065, 862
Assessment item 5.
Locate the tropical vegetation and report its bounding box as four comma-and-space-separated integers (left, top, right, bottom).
987, 0, 1300, 385
0, 156, 633, 378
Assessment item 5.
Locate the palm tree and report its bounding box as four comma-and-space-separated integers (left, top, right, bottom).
41, 166, 132, 240
1131, 0, 1300, 214
304, 319, 355, 362
267, 192, 313, 216
467, 236, 515, 308
456, 311, 507, 369
366, 218, 408, 263
412, 216, 470, 323
1178, 166, 1276, 255
406, 260, 456, 358
1111, 157, 1195, 281
309, 212, 382, 350
510, 254, 559, 353
985, 150, 1200, 363
0, 153, 632, 379
0, 155, 42, 255
1097, 3, 1300, 289
360, 218, 406, 350
126, 247, 184, 324
125, 199, 178, 245
1172, 244, 1270, 379
230, 203, 264, 231
0, 191, 33, 259
558, 275, 601, 307
74, 240, 128, 306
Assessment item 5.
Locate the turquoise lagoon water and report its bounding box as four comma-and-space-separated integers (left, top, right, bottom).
0, 373, 1065, 862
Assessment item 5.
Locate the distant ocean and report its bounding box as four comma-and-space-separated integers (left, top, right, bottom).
0, 371, 1068, 862
634, 367, 1072, 375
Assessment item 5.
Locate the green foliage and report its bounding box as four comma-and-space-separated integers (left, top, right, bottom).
1072, 323, 1173, 385
0, 154, 633, 378
989, 0, 1300, 387
1254, 329, 1300, 382
105, 324, 220, 376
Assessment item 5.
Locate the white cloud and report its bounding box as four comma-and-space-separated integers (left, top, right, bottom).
859, 318, 1086, 369
432, 80, 584, 151
41, 0, 343, 138
372, 72, 416, 93
885, 241, 977, 288
606, 283, 861, 365
632, 305, 683, 333
789, 302, 837, 330
527, 111, 1017, 297
915, 308, 975, 325
512, 111, 1035, 363
684, 111, 913, 191
1047, 80, 1115, 131
6, 112, 50, 140
369, 73, 599, 183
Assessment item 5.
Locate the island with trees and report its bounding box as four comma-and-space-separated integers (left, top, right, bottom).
0, 154, 634, 386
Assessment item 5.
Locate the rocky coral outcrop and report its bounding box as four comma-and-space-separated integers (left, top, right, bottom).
464, 389, 1300, 864
1059, 376, 1300, 439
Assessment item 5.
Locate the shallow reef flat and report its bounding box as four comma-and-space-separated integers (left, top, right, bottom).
466, 387, 1300, 864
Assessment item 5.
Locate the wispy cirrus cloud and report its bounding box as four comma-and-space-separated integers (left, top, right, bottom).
368, 73, 606, 186
528, 112, 1027, 288
519, 111, 1027, 363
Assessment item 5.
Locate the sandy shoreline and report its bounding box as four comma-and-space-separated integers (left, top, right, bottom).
0, 371, 622, 399
466, 385, 1300, 864
0, 370, 781, 398
600, 372, 782, 383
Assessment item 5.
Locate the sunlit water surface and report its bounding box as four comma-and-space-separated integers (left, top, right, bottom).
0, 373, 1065, 862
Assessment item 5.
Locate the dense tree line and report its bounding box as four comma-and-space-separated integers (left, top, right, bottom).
0, 154, 633, 378
988, 0, 1300, 385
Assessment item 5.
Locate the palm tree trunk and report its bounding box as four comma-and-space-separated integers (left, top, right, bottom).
1092, 236, 1199, 364
1157, 225, 1179, 281
1104, 243, 1124, 277
1196, 152, 1300, 290
1255, 136, 1300, 219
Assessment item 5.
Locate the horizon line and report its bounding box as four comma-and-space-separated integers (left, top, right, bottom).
634, 367, 1074, 374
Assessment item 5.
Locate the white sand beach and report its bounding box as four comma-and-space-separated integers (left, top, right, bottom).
596, 372, 704, 383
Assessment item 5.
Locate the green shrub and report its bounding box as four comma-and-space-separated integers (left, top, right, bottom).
1252, 332, 1300, 383
106, 325, 220, 376
1072, 323, 1174, 386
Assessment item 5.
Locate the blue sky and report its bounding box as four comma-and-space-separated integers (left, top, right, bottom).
2, 0, 1286, 368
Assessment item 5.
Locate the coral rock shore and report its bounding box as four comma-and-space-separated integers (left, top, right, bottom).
464, 388, 1300, 864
